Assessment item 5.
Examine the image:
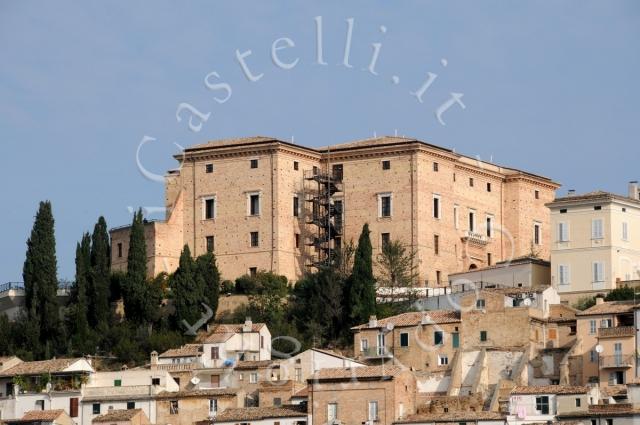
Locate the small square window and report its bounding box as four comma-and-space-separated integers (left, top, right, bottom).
206, 236, 214, 253
250, 159, 258, 169
433, 162, 439, 172
126, 401, 135, 410
250, 232, 259, 247
480, 331, 487, 342
293, 161, 299, 170
575, 398, 581, 407
400, 333, 409, 347
205, 164, 214, 173
151, 378, 160, 386
382, 160, 390, 170
114, 379, 122, 387
469, 177, 474, 187
594, 205, 602, 210
274, 397, 282, 407
249, 267, 257, 277
476, 299, 485, 309
560, 208, 567, 214
92, 403, 101, 415
486, 182, 491, 192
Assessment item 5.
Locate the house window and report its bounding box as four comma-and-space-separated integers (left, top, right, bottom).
476, 299, 486, 309
249, 267, 257, 277
433, 162, 439, 172
452, 332, 460, 348
293, 161, 299, 170
170, 400, 179, 415
117, 243, 123, 258
560, 208, 567, 213
400, 332, 409, 347
204, 197, 216, 220
379, 194, 392, 218
114, 379, 122, 387
438, 355, 449, 366
249, 194, 260, 216
274, 397, 282, 407
250, 159, 258, 169
575, 398, 581, 407
622, 222, 629, 241
293, 196, 299, 217
361, 338, 369, 351
434, 331, 443, 345
151, 378, 160, 386
480, 331, 487, 342
368, 401, 379, 421
486, 182, 491, 192
606, 420, 613, 425
209, 399, 218, 415
436, 270, 442, 286
433, 195, 441, 219
205, 163, 214, 173
382, 160, 390, 170
295, 233, 300, 249
558, 265, 570, 285
35, 400, 45, 410
487, 253, 492, 266
295, 368, 302, 382
381, 233, 391, 250
332, 164, 343, 180
535, 396, 549, 414
453, 205, 459, 229
327, 403, 338, 422
486, 216, 493, 237
593, 262, 605, 282
589, 320, 596, 335
469, 177, 474, 187
534, 222, 541, 245
558, 222, 569, 242
469, 210, 476, 232
92, 403, 101, 415
250, 232, 259, 247
206, 236, 214, 253
211, 347, 219, 360
535, 190, 540, 199
249, 373, 258, 383
590, 350, 597, 363
434, 234, 440, 255
127, 402, 135, 410
592, 219, 604, 239
594, 205, 602, 210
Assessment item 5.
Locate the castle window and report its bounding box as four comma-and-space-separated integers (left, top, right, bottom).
206, 236, 214, 253
293, 161, 299, 170
205, 163, 213, 173
382, 160, 390, 170
250, 232, 259, 247
250, 159, 258, 169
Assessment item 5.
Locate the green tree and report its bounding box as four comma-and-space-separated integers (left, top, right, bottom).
68, 233, 92, 353
376, 239, 419, 303
345, 223, 377, 327
195, 253, 220, 320
171, 245, 201, 326
90, 216, 111, 329
122, 209, 156, 324
605, 286, 638, 301
22, 201, 64, 357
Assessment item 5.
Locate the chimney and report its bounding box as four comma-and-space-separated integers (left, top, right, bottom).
595, 296, 604, 305
243, 317, 253, 332
567, 189, 576, 196
368, 315, 378, 328
150, 351, 158, 369
629, 181, 639, 200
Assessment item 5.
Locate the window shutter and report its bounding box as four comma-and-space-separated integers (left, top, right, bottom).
566, 266, 571, 284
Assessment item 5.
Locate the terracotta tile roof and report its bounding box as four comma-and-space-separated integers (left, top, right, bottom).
550, 191, 640, 207
558, 404, 640, 418
351, 310, 460, 330
155, 388, 237, 399
234, 360, 279, 370
0, 358, 88, 377
203, 333, 235, 343
185, 137, 279, 151
159, 344, 202, 358
600, 385, 627, 398
394, 411, 506, 423
317, 136, 428, 152
511, 385, 589, 395
215, 406, 307, 422
93, 409, 145, 423
310, 365, 404, 381
548, 304, 578, 322
292, 386, 309, 398
200, 323, 266, 343
575, 301, 637, 316
21, 410, 66, 422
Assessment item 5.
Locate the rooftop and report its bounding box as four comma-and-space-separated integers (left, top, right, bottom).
394, 411, 506, 424
558, 404, 640, 418
448, 256, 551, 276
234, 360, 279, 370
310, 365, 404, 381
93, 409, 145, 423
511, 385, 589, 395
549, 190, 640, 207
575, 300, 638, 316
155, 388, 237, 399
0, 358, 90, 377
158, 344, 202, 358
351, 310, 460, 330
20, 410, 67, 422
215, 406, 307, 422
200, 322, 266, 344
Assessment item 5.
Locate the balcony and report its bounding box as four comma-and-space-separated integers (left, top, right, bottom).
599, 355, 635, 369
598, 326, 635, 338
461, 231, 488, 245
361, 347, 393, 360
156, 362, 203, 371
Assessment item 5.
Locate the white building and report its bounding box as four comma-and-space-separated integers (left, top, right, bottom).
277, 348, 364, 384
507, 385, 591, 424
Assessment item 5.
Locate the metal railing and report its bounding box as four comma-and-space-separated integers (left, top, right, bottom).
599, 354, 635, 368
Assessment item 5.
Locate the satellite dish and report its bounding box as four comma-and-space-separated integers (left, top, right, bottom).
190, 376, 200, 385
523, 298, 532, 307
595, 345, 604, 354
385, 323, 394, 332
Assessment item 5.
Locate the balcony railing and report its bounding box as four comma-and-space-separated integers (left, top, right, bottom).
155, 362, 202, 371
461, 231, 488, 245
361, 347, 393, 359
598, 326, 635, 338
599, 354, 635, 369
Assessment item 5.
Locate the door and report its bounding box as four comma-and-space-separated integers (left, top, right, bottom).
452, 333, 460, 348
614, 343, 623, 366
377, 333, 385, 355
211, 375, 220, 387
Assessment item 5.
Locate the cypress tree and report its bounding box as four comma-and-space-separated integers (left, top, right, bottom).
345, 223, 377, 327
123, 209, 153, 324
195, 252, 220, 321
90, 216, 111, 328
22, 201, 63, 357
69, 233, 91, 352
171, 245, 199, 326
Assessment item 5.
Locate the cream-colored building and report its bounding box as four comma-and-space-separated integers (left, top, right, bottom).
111, 136, 559, 284
548, 183, 640, 300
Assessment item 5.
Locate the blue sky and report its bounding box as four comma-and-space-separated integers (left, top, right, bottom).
1, 1, 638, 282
